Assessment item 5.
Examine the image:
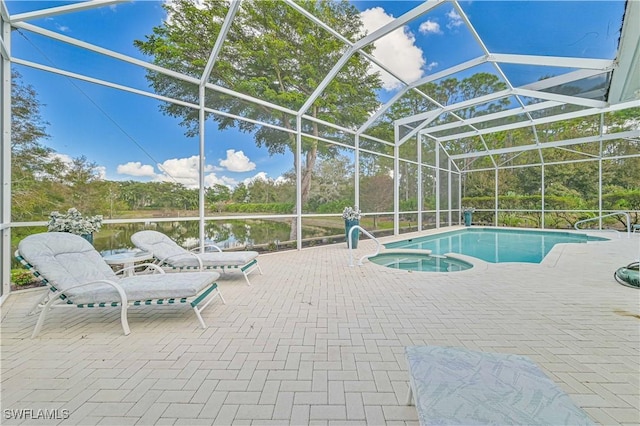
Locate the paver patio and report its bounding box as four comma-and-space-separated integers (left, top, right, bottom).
1, 227, 639, 425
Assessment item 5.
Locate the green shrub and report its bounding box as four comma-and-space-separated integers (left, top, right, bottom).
11, 269, 35, 286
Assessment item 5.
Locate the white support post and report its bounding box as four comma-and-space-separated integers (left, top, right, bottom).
1, 14, 11, 300
541, 165, 545, 229
394, 124, 400, 236
458, 171, 462, 226
198, 85, 206, 251
195, 1, 240, 252
355, 133, 360, 214
417, 135, 422, 231
448, 159, 452, 226
296, 115, 303, 250
494, 168, 499, 226
435, 142, 440, 229
598, 114, 604, 230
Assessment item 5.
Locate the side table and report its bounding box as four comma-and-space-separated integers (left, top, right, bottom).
102, 250, 154, 277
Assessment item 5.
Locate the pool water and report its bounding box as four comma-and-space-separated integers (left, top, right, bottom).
384, 228, 608, 264
369, 253, 473, 272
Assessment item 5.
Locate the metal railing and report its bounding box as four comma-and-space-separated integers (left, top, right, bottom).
574, 211, 632, 238
347, 225, 382, 267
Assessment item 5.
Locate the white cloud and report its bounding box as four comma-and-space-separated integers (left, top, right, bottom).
50, 152, 73, 165
219, 149, 256, 172
274, 175, 289, 185
360, 7, 426, 90
155, 156, 215, 187
205, 173, 237, 188
419, 20, 442, 35
55, 23, 70, 32
117, 161, 156, 177
95, 166, 107, 180
117, 156, 240, 189
426, 61, 439, 71
446, 9, 464, 30
242, 171, 270, 186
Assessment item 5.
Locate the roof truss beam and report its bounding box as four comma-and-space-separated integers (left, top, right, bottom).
450, 130, 640, 159
300, 0, 445, 116
396, 89, 512, 126
512, 88, 607, 108
10, 0, 126, 23
488, 53, 614, 70
199, 0, 240, 85
422, 100, 563, 135
434, 99, 640, 142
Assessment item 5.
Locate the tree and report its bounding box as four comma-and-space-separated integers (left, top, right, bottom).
231, 183, 249, 203
10, 71, 53, 220
135, 0, 381, 239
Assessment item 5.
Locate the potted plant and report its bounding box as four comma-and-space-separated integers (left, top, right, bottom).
462, 206, 475, 226
342, 206, 361, 248
48, 208, 103, 244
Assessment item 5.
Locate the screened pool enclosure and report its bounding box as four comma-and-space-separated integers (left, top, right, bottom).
1, 0, 639, 297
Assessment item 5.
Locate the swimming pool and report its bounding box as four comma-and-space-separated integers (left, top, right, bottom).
384, 228, 608, 264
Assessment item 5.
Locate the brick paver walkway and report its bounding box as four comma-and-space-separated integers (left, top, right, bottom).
2, 227, 639, 425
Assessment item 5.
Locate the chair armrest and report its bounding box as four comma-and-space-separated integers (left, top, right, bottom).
51, 279, 128, 305
190, 244, 223, 253
158, 251, 204, 270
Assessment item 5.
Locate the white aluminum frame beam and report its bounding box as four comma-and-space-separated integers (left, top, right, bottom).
199, 1, 239, 85
196, 1, 240, 251
423, 101, 562, 135
14, 22, 201, 85
357, 56, 487, 134
449, 130, 640, 160
1, 6, 10, 300
512, 88, 607, 109
284, 0, 410, 97
607, 0, 640, 103
300, 0, 445, 116
12, 58, 200, 109
353, 0, 445, 51
434, 99, 639, 142
10, 0, 126, 23
487, 53, 614, 70
13, 22, 301, 118
524, 68, 610, 91
396, 89, 513, 126
398, 68, 610, 134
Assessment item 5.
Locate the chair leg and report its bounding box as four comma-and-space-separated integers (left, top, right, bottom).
405, 384, 414, 406
217, 288, 226, 305
31, 295, 60, 338
27, 291, 51, 316
120, 304, 131, 335
192, 286, 225, 329
242, 261, 262, 286
193, 305, 207, 329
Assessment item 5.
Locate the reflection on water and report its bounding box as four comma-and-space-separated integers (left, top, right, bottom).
94, 219, 299, 254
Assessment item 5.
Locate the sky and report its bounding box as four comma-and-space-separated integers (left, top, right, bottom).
6, 0, 626, 189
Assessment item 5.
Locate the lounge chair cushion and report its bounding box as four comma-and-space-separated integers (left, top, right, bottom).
70, 273, 219, 305
167, 251, 257, 268
131, 230, 258, 268
18, 232, 118, 294
405, 345, 594, 425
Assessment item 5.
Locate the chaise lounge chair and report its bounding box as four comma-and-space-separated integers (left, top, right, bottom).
405, 345, 595, 425
16, 232, 225, 338
131, 230, 262, 285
